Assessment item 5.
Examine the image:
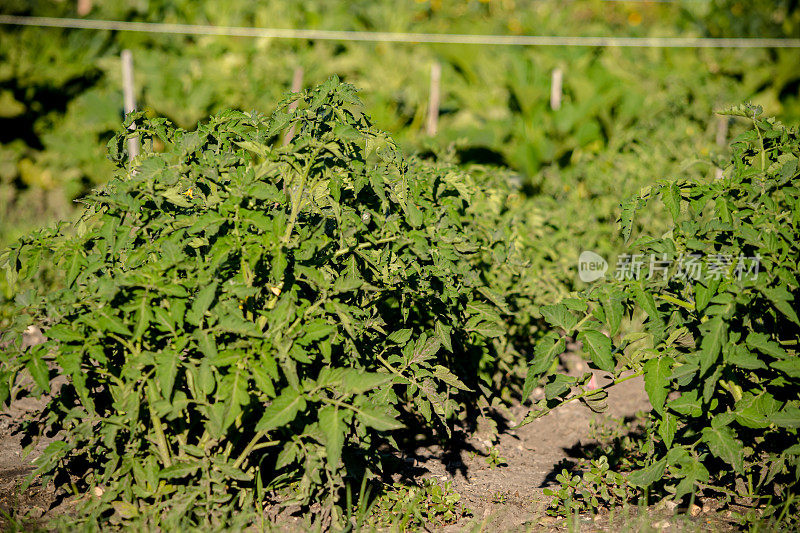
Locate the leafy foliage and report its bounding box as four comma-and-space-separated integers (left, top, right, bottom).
522, 106, 800, 524
0, 79, 529, 527
2, 0, 799, 255
367, 479, 469, 531
544, 456, 632, 516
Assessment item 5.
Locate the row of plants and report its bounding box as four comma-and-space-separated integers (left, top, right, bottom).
3, 3, 799, 360
1, 0, 799, 250
522, 103, 800, 526
0, 71, 798, 533
0, 3, 797, 529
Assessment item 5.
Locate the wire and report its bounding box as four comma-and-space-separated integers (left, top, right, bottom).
1, 15, 799, 48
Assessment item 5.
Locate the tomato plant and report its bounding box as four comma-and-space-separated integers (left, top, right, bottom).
521, 104, 800, 524
0, 78, 533, 527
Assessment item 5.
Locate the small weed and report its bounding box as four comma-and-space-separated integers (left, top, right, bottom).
544, 456, 631, 516
490, 491, 508, 504
368, 479, 470, 531
485, 446, 507, 469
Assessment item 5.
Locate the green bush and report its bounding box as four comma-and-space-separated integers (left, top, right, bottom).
0, 79, 532, 527
521, 104, 800, 524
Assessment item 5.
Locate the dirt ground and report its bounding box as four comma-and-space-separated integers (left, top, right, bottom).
0, 358, 739, 532
424, 376, 650, 530
402, 367, 738, 532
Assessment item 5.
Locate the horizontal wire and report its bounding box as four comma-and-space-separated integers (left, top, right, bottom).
1, 15, 800, 48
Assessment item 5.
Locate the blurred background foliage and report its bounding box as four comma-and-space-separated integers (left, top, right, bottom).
0, 0, 799, 320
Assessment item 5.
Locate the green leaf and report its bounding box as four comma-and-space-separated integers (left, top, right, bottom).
477, 287, 510, 314
155, 352, 178, 399
300, 320, 337, 343
466, 301, 503, 324
771, 406, 800, 428
332, 273, 363, 294
217, 311, 263, 337
693, 278, 718, 314
632, 283, 660, 323
619, 193, 646, 243
530, 333, 566, 377
577, 330, 615, 373
669, 451, 710, 501
435, 321, 453, 352
95, 310, 132, 337
133, 295, 151, 341
661, 182, 681, 222
405, 201, 423, 227
215, 462, 252, 481
668, 390, 702, 417
734, 391, 779, 429
545, 374, 576, 400
387, 329, 412, 345
319, 405, 344, 472
433, 365, 472, 391
412, 335, 441, 363
540, 303, 577, 333
162, 187, 192, 207
340, 370, 392, 394
658, 411, 677, 448
761, 286, 800, 326
26, 349, 50, 393
194, 329, 218, 359
703, 364, 723, 404
0, 373, 9, 406
468, 321, 505, 338
356, 406, 403, 431
745, 332, 787, 359
701, 425, 744, 474
627, 458, 667, 488
188, 281, 217, 325
725, 345, 767, 370
45, 324, 83, 343
643, 356, 674, 415
251, 360, 276, 397
160, 462, 201, 480
771, 358, 800, 379
65, 249, 85, 288
698, 316, 726, 376
523, 333, 565, 402
599, 290, 624, 336
111, 501, 140, 520
255, 387, 306, 432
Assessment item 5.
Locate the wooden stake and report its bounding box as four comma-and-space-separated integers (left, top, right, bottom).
550, 67, 563, 111
282, 67, 304, 146
77, 0, 92, 16
716, 115, 729, 147
121, 49, 140, 160
427, 62, 441, 136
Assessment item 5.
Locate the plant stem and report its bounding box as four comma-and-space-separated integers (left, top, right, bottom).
108, 332, 138, 355
282, 147, 321, 244
333, 236, 400, 259
232, 430, 276, 470
375, 354, 412, 384
146, 382, 173, 467
250, 441, 281, 452
559, 370, 645, 410
753, 116, 766, 172
656, 293, 695, 311
570, 313, 594, 336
